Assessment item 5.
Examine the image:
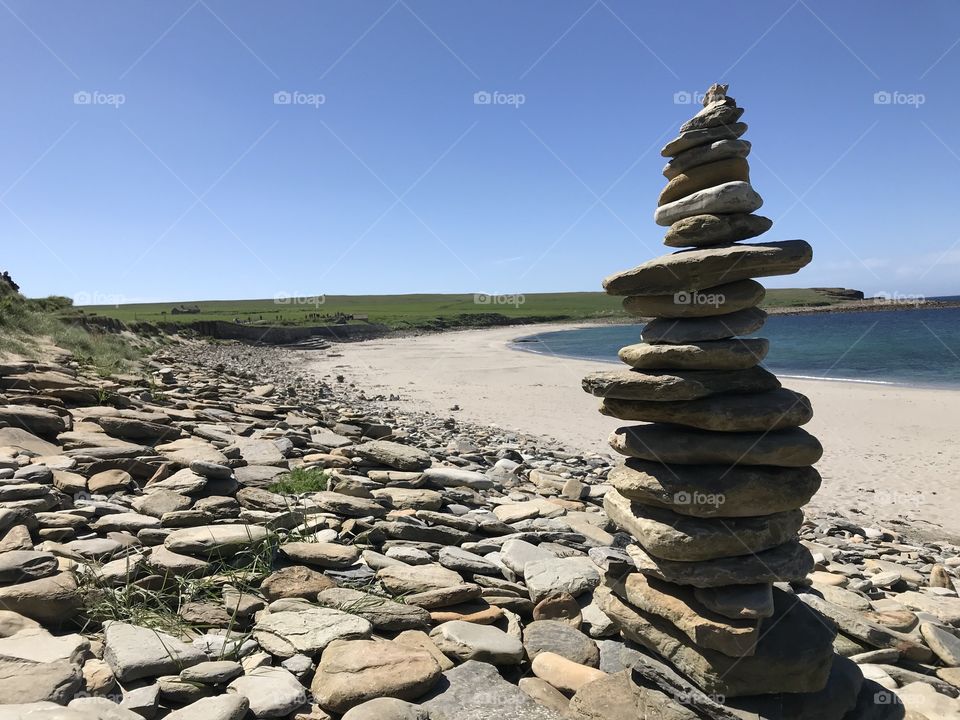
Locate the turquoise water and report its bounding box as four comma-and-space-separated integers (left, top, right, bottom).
513, 303, 960, 388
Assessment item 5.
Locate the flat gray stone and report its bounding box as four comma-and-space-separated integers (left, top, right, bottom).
430, 621, 524, 665
605, 490, 803, 562
602, 387, 811, 432
163, 524, 272, 558
596, 586, 834, 697
655, 181, 762, 226
662, 139, 751, 179
103, 622, 205, 682
253, 606, 372, 658
523, 620, 600, 666
227, 666, 306, 718
352, 440, 431, 471
664, 212, 772, 248
609, 424, 823, 466
607, 458, 821, 517
640, 307, 767, 343
316, 588, 431, 631
0, 658, 82, 705
618, 338, 768, 371
583, 365, 779, 402
524, 557, 600, 603
623, 279, 764, 318
603, 240, 813, 297
661, 123, 748, 158
421, 660, 564, 719
164, 694, 249, 720
377, 564, 466, 595
342, 697, 430, 720
627, 540, 814, 587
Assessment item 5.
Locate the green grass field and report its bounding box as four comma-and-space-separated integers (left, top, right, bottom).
72, 288, 857, 331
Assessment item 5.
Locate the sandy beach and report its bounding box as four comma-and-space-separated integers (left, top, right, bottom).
302, 323, 960, 539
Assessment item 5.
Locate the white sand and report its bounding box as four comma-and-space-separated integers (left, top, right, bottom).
301, 323, 960, 539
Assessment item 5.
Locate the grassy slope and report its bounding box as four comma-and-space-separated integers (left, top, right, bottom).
75, 288, 854, 330
0, 286, 143, 374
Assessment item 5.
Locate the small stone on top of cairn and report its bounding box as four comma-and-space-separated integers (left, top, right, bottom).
582, 84, 888, 718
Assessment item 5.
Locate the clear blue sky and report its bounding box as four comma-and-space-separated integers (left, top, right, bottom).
4, 1, 960, 303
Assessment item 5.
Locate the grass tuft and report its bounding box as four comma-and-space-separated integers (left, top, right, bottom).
269, 467, 329, 494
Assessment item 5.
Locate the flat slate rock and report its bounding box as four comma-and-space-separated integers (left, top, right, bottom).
694, 583, 775, 620
664, 212, 772, 248
310, 638, 442, 714
663, 138, 751, 180
604, 490, 803, 562
352, 440, 431, 471
253, 606, 373, 658
679, 100, 745, 133
658, 156, 750, 207
640, 307, 767, 344
626, 540, 814, 587
616, 573, 759, 657
601, 388, 813, 432
655, 181, 763, 227
429, 621, 524, 665
603, 240, 813, 297
595, 586, 834, 698
609, 424, 823, 466
623, 279, 764, 319
618, 338, 769, 370
726, 654, 864, 720
421, 659, 565, 719
104, 622, 205, 682
583, 366, 779, 402
163, 524, 272, 558
608, 457, 821, 517
661, 122, 748, 158
316, 588, 431, 631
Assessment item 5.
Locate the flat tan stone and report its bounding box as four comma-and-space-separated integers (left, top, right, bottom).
626, 540, 814, 587
658, 156, 750, 206
640, 307, 767, 343
618, 338, 768, 370
583, 366, 779, 402
608, 458, 821, 517
617, 574, 759, 657
603, 240, 812, 297
604, 490, 803, 562
623, 279, 764, 318
664, 212, 772, 248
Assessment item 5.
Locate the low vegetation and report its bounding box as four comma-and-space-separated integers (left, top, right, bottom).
0, 278, 142, 374
74, 288, 861, 331
268, 467, 330, 494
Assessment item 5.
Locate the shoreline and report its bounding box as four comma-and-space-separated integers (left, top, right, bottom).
302, 322, 960, 539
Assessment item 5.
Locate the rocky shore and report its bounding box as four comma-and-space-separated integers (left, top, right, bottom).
0, 338, 954, 719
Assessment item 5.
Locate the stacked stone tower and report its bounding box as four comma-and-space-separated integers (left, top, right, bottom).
585, 85, 870, 716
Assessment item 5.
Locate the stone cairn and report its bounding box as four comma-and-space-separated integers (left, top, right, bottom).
583, 85, 873, 716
